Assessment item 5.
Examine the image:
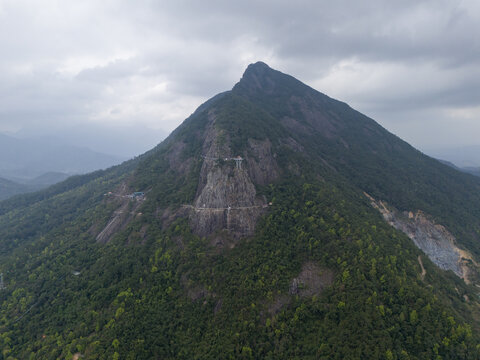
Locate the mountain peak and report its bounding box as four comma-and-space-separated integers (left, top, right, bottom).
235, 61, 277, 93
243, 61, 272, 76
234, 61, 312, 99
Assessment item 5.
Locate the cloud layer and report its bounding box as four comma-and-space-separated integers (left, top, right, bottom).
1, 0, 479, 151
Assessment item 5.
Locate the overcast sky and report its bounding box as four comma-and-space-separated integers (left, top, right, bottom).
1, 0, 479, 157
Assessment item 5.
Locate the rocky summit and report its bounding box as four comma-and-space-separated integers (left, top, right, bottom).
0, 62, 480, 359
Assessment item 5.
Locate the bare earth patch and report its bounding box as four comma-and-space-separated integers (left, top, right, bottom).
268, 262, 334, 316
289, 262, 334, 297
418, 255, 427, 280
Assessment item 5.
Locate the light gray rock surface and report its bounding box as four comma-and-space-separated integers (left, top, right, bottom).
189, 111, 276, 237
365, 193, 467, 278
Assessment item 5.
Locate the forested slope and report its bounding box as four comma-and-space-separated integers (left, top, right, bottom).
0, 62, 479, 359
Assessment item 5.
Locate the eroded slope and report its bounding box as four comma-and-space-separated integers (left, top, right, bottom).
366, 193, 479, 283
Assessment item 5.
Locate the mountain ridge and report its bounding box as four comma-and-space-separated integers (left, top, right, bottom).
0, 176, 33, 200
0, 62, 479, 358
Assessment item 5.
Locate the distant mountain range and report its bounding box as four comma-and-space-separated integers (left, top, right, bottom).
0, 172, 74, 201
425, 145, 480, 168
0, 176, 32, 200
0, 133, 125, 180
14, 124, 167, 159
0, 133, 126, 199
462, 166, 480, 177
437, 159, 480, 178
24, 171, 71, 186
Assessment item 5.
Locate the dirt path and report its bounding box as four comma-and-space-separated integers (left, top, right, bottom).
418, 255, 427, 280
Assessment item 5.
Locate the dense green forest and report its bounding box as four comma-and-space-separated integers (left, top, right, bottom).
0, 174, 479, 358
0, 62, 479, 359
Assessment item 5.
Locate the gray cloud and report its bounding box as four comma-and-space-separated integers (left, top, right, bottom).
0, 0, 480, 154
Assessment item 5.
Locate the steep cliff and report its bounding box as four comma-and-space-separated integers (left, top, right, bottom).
189, 111, 275, 237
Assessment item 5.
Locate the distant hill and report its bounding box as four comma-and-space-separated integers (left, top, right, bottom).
425, 145, 480, 167
0, 133, 124, 200
0, 172, 72, 200
25, 171, 71, 187
437, 159, 480, 178
0, 176, 34, 200
0, 133, 125, 182
462, 166, 480, 177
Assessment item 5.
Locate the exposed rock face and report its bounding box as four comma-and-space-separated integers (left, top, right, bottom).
365, 193, 477, 281
190, 165, 264, 237
95, 182, 144, 244
188, 111, 277, 238
96, 198, 144, 244
246, 139, 279, 186
167, 141, 193, 175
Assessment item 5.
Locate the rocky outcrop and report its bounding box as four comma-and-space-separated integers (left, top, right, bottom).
96, 198, 143, 244
167, 141, 193, 175
190, 165, 264, 237
95, 181, 145, 244
188, 111, 276, 238
246, 138, 279, 186
365, 193, 478, 282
